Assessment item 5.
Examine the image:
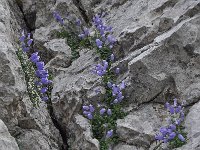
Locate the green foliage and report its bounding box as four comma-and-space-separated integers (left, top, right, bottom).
55, 16, 126, 150
169, 126, 187, 149
16, 48, 40, 107
56, 28, 92, 60
56, 28, 80, 60
97, 46, 112, 60
89, 41, 126, 150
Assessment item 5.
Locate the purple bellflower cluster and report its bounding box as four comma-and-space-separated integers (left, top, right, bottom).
92, 14, 116, 49
20, 30, 33, 52
82, 104, 95, 120
99, 108, 112, 116
107, 81, 126, 104
31, 52, 52, 101
78, 27, 90, 39
20, 31, 51, 102
155, 99, 186, 143
92, 60, 109, 76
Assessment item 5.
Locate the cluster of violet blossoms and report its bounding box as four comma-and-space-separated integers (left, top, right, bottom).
108, 81, 125, 104
82, 104, 95, 120
92, 60, 109, 76
20, 31, 51, 102
92, 14, 116, 49
155, 99, 185, 143
20, 31, 33, 52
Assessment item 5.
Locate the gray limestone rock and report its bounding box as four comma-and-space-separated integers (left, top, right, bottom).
116, 104, 166, 149
0, 119, 19, 150
0, 0, 200, 149
175, 101, 200, 150
0, 0, 62, 149
68, 114, 99, 150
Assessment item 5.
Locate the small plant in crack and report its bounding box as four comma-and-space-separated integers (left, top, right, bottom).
17, 30, 52, 107
53, 11, 93, 60
154, 98, 187, 149
53, 12, 126, 149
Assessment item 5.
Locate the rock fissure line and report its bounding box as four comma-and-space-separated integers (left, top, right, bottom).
72, 0, 90, 25
47, 101, 69, 150
15, 0, 36, 31
15, 1, 70, 149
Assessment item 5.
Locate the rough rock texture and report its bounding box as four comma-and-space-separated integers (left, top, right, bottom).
0, 119, 19, 150
0, 0, 200, 150
0, 0, 62, 149
176, 101, 200, 150
116, 104, 166, 148
68, 114, 99, 150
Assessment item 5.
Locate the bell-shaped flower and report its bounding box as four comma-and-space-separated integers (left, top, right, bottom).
40, 87, 48, 94
96, 39, 103, 48
107, 109, 112, 116
178, 134, 185, 142
106, 129, 113, 138
100, 108, 106, 115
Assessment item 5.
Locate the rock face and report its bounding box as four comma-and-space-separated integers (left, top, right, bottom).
0, 0, 62, 149
0, 119, 19, 150
175, 101, 200, 150
0, 0, 200, 150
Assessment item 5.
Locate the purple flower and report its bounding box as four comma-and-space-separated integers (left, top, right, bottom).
107, 35, 116, 44
178, 134, 185, 142
89, 104, 95, 112
160, 127, 168, 136
175, 105, 182, 113
112, 85, 120, 96
20, 30, 26, 42
169, 132, 176, 140
169, 106, 175, 114
174, 98, 178, 107
115, 68, 120, 74
96, 39, 103, 48
83, 111, 90, 115
41, 87, 48, 94
36, 70, 48, 78
30, 52, 40, 63
87, 113, 93, 120
27, 33, 31, 39
107, 109, 112, 116
35, 81, 42, 86
155, 98, 186, 143
76, 19, 81, 26
83, 106, 89, 110
106, 129, 113, 138
100, 108, 106, 115
113, 99, 118, 104
83, 28, 90, 36
169, 124, 176, 131
22, 47, 30, 52
93, 61, 108, 76
110, 54, 114, 61
120, 81, 126, 90
165, 102, 170, 108
155, 134, 164, 140
27, 39, 33, 46
36, 62, 45, 70
41, 77, 49, 84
